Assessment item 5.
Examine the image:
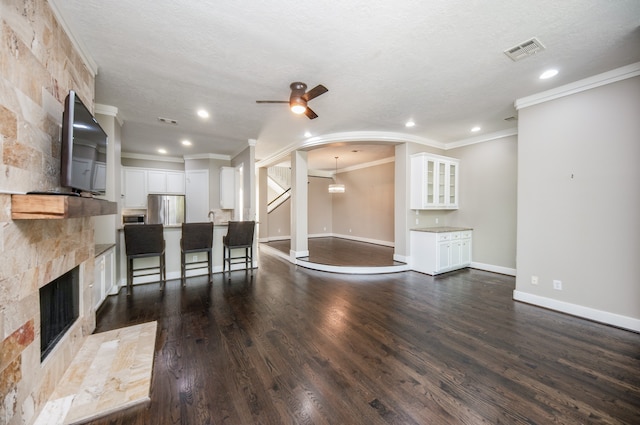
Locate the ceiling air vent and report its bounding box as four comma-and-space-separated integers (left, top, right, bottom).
158, 117, 178, 125
504, 37, 545, 62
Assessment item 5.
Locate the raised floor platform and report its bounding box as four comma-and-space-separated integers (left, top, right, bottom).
261, 237, 409, 274
34, 321, 157, 425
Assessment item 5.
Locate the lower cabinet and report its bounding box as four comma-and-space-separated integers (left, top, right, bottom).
411, 229, 472, 275
94, 246, 115, 309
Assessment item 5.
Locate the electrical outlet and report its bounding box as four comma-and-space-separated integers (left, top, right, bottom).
323, 226, 326, 231
531, 276, 538, 285
553, 280, 562, 290
349, 228, 352, 233
435, 218, 439, 224
416, 218, 419, 225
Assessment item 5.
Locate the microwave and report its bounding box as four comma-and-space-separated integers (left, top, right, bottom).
122, 214, 145, 224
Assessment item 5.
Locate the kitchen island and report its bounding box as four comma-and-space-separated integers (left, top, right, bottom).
117, 222, 256, 289
410, 226, 473, 275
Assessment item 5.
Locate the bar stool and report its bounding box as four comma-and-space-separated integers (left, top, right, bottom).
222, 221, 255, 277
180, 222, 214, 285
124, 224, 166, 295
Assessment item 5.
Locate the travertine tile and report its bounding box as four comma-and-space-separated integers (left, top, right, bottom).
36, 321, 158, 425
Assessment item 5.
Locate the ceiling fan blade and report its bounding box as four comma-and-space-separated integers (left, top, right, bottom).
302, 84, 328, 101
304, 107, 318, 120
256, 100, 289, 104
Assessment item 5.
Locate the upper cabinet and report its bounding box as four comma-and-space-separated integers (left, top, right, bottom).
220, 166, 236, 209
147, 170, 185, 194
410, 153, 459, 210
122, 167, 185, 208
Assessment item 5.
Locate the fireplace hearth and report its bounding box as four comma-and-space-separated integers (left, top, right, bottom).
39, 266, 80, 360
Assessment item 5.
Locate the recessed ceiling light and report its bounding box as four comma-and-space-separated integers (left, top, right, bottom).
157, 148, 167, 154
197, 109, 209, 118
304, 131, 312, 138
405, 121, 415, 128
181, 140, 192, 146
539, 69, 558, 80
471, 126, 481, 132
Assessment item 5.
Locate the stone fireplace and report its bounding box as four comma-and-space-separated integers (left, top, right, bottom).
0, 1, 100, 424
39, 266, 80, 361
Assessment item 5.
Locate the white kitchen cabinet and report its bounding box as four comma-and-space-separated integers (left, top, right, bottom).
123, 168, 147, 208
410, 228, 472, 275
185, 169, 210, 222
220, 166, 235, 209
147, 170, 185, 194
93, 246, 115, 310
410, 153, 459, 209
123, 168, 186, 208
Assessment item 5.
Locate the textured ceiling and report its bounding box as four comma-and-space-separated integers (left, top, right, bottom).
49, 0, 640, 170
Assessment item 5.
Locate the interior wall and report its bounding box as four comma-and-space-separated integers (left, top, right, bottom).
0, 1, 98, 423
448, 135, 518, 272
231, 145, 255, 220
308, 176, 333, 236
332, 161, 394, 245
515, 74, 640, 329
267, 197, 291, 239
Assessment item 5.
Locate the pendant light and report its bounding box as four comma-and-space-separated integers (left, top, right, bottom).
328, 156, 345, 193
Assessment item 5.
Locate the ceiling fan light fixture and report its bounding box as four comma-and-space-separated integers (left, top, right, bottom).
290, 97, 307, 114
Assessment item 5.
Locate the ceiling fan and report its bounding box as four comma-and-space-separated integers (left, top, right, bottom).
256, 82, 328, 119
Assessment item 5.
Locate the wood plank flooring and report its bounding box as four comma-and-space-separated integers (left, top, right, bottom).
89, 251, 640, 424
264, 237, 402, 266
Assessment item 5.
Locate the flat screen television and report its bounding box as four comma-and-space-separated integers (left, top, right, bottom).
60, 90, 108, 195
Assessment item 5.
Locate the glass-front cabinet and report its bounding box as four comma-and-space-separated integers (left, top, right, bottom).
410, 153, 459, 210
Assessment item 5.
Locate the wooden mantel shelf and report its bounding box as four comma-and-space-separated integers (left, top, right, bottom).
11, 194, 117, 219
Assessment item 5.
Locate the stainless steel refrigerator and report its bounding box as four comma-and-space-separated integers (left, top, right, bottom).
147, 194, 185, 225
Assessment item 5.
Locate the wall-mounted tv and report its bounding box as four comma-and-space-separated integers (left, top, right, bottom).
60, 90, 108, 195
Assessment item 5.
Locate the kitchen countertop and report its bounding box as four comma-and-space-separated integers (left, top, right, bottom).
117, 222, 229, 230
95, 243, 115, 257
410, 226, 473, 233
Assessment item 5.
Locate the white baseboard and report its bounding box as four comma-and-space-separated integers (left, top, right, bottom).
331, 233, 394, 247
513, 290, 640, 333
470, 262, 516, 276
290, 249, 309, 258
393, 254, 409, 263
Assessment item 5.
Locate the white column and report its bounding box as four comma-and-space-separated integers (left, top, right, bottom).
257, 166, 268, 242
290, 150, 309, 258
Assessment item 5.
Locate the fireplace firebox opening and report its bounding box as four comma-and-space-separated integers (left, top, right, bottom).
39, 266, 80, 361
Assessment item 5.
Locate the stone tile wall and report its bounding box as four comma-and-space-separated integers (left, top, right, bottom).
0, 1, 97, 424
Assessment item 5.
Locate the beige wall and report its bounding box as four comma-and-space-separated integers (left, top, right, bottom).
448, 136, 518, 271
0, 1, 98, 424
515, 74, 640, 329
332, 161, 394, 245
308, 176, 333, 235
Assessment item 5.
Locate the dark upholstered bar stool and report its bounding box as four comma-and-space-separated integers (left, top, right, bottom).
222, 221, 255, 277
180, 222, 214, 285
124, 224, 166, 295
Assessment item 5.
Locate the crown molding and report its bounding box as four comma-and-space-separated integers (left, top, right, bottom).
94, 104, 123, 126
121, 152, 184, 163
338, 156, 395, 173
48, 0, 98, 77
183, 153, 231, 161
445, 128, 518, 150
256, 131, 444, 168
515, 61, 640, 110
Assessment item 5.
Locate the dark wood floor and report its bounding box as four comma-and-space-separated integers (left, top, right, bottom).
89, 252, 640, 424
264, 237, 402, 266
